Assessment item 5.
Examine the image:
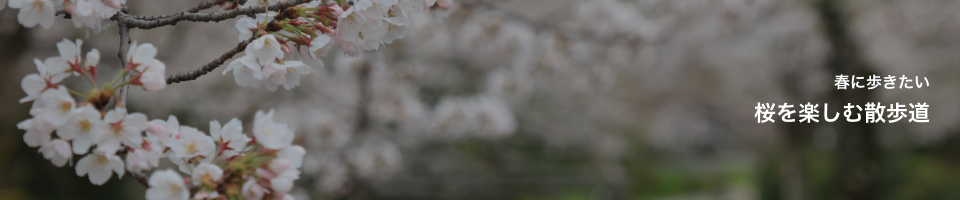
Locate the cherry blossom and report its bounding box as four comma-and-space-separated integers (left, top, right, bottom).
132, 59, 167, 91
209, 118, 249, 160
167, 126, 216, 169
278, 145, 306, 168
94, 107, 147, 153
145, 169, 189, 200
223, 56, 264, 88
308, 34, 334, 58
31, 87, 75, 127
126, 147, 161, 173
125, 41, 167, 91
126, 41, 159, 66
57, 39, 84, 71
253, 109, 295, 149
395, 0, 432, 15
270, 167, 299, 195
40, 139, 72, 167
56, 105, 102, 154
242, 0, 279, 8
337, 7, 388, 52
20, 57, 71, 103
19, 118, 53, 147
246, 35, 284, 66
84, 49, 100, 73
241, 179, 266, 200
9, 0, 56, 29
69, 0, 104, 29
75, 149, 125, 185
191, 163, 223, 185
262, 60, 311, 91
381, 7, 411, 44
235, 12, 274, 42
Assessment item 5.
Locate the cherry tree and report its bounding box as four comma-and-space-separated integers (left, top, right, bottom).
8, 0, 453, 199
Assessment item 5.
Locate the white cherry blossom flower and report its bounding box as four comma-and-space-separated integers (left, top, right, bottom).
209, 118, 249, 160
235, 12, 273, 42
246, 35, 284, 66
337, 7, 388, 52
236, 16, 258, 42
84, 49, 100, 71
167, 126, 216, 162
75, 149, 125, 185
56, 104, 102, 154
253, 109, 295, 149
395, 0, 430, 15
19, 118, 53, 147
145, 169, 189, 200
126, 41, 159, 66
126, 147, 161, 173
40, 138, 72, 167
69, 0, 104, 30
308, 34, 334, 58
31, 87, 75, 127
20, 57, 71, 103
163, 115, 182, 138
94, 107, 147, 153
9, 0, 56, 28
241, 179, 266, 200
57, 39, 84, 70
191, 163, 223, 185
222, 56, 264, 88
126, 42, 166, 92
242, 0, 279, 8
271, 168, 300, 194
132, 59, 167, 91
262, 61, 311, 91
380, 12, 410, 44
278, 145, 306, 168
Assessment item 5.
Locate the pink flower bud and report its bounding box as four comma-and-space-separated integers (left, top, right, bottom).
329, 4, 344, 16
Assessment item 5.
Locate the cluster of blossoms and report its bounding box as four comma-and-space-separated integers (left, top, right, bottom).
18, 38, 307, 200
5, 0, 124, 31
224, 0, 451, 91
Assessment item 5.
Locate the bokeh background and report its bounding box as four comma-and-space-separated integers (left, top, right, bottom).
2, 0, 960, 199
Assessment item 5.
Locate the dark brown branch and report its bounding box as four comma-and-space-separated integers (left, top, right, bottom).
119, 0, 312, 30
128, 171, 151, 187
165, 34, 256, 84
133, 0, 233, 20
118, 15, 132, 104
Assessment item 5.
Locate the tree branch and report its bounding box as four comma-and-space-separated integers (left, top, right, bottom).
118, 12, 132, 104
119, 0, 312, 30
133, 0, 234, 20
128, 170, 151, 188
165, 34, 256, 84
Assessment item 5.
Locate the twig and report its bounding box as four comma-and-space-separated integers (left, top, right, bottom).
128, 170, 151, 187
165, 34, 257, 84
133, 0, 233, 20
118, 10, 132, 104
118, 0, 312, 30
